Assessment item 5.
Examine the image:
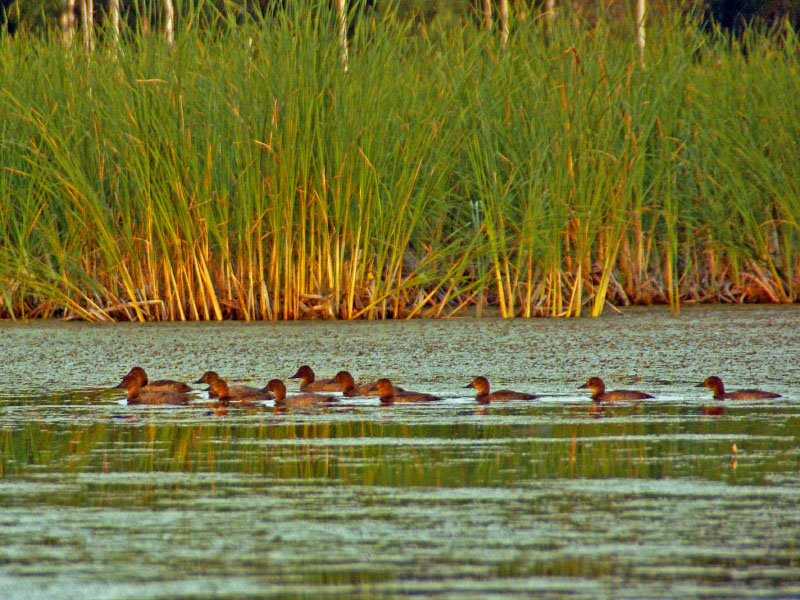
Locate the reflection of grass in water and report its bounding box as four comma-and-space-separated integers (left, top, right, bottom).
1, 405, 796, 492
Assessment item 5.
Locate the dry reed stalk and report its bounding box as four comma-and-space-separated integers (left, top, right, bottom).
590, 221, 627, 317
482, 0, 492, 31
62, 0, 77, 46
500, 0, 509, 49
545, 0, 555, 24
636, 0, 646, 68
81, 0, 93, 52
109, 0, 120, 49
336, 0, 348, 71
164, 0, 175, 46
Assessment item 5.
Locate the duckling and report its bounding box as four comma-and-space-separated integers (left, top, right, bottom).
375, 378, 441, 404
465, 376, 538, 405
116, 374, 190, 405
194, 371, 273, 400
265, 379, 338, 408
289, 365, 341, 392
578, 377, 653, 402
696, 376, 780, 401
333, 371, 405, 397
124, 366, 191, 393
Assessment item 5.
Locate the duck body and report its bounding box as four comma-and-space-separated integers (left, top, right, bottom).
290, 365, 341, 392
202, 377, 273, 408
466, 376, 537, 405
266, 379, 338, 407
195, 371, 273, 400
697, 376, 780, 401
579, 377, 653, 402
333, 371, 404, 397
116, 374, 190, 405
375, 378, 441, 404
127, 392, 189, 406
125, 366, 191, 393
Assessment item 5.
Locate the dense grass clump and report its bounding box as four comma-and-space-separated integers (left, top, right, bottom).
0, 8, 798, 320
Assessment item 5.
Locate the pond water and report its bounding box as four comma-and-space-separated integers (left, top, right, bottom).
1, 306, 799, 599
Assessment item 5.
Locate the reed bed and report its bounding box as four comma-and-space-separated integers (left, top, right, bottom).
0, 6, 798, 321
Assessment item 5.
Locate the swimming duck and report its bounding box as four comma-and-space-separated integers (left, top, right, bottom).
289, 365, 341, 392
465, 376, 538, 405
375, 378, 441, 404
333, 371, 405, 397
194, 371, 273, 400
265, 379, 338, 407
578, 377, 653, 402
199, 377, 265, 409
124, 366, 191, 393
696, 376, 780, 400
116, 374, 190, 405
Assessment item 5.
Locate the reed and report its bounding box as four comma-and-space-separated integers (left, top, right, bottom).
0, 7, 798, 321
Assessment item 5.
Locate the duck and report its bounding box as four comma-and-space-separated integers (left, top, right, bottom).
123, 366, 191, 393
375, 378, 441, 404
194, 371, 273, 400
696, 376, 780, 400
202, 377, 268, 408
578, 377, 653, 402
464, 377, 539, 404
289, 365, 341, 391
265, 379, 338, 408
465, 376, 538, 405
333, 371, 405, 397
116, 374, 190, 405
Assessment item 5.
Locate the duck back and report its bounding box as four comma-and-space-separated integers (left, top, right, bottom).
128, 390, 189, 405
481, 389, 538, 403
598, 389, 654, 402
726, 389, 781, 400
144, 380, 192, 393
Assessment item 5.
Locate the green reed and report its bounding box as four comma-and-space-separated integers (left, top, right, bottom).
0, 7, 798, 320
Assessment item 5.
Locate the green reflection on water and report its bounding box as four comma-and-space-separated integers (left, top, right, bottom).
1, 404, 799, 598
2, 404, 797, 496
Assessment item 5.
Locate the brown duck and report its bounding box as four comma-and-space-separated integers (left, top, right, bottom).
265, 379, 338, 408
375, 378, 441, 404
289, 365, 341, 392
579, 377, 653, 402
333, 371, 405, 397
116, 374, 190, 405
465, 376, 538, 405
696, 376, 780, 400
124, 366, 191, 393
194, 371, 273, 400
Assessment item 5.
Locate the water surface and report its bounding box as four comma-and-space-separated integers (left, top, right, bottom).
1, 306, 799, 598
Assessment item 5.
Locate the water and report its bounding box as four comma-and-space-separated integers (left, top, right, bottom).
1, 306, 799, 599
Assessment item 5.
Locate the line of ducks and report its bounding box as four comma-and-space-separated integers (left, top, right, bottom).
115, 366, 781, 408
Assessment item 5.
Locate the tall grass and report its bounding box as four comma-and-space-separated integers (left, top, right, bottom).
0, 7, 798, 321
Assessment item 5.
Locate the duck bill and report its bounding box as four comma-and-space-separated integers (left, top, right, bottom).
463, 383, 475, 389
577, 383, 588, 389
694, 383, 706, 388
193, 378, 204, 384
